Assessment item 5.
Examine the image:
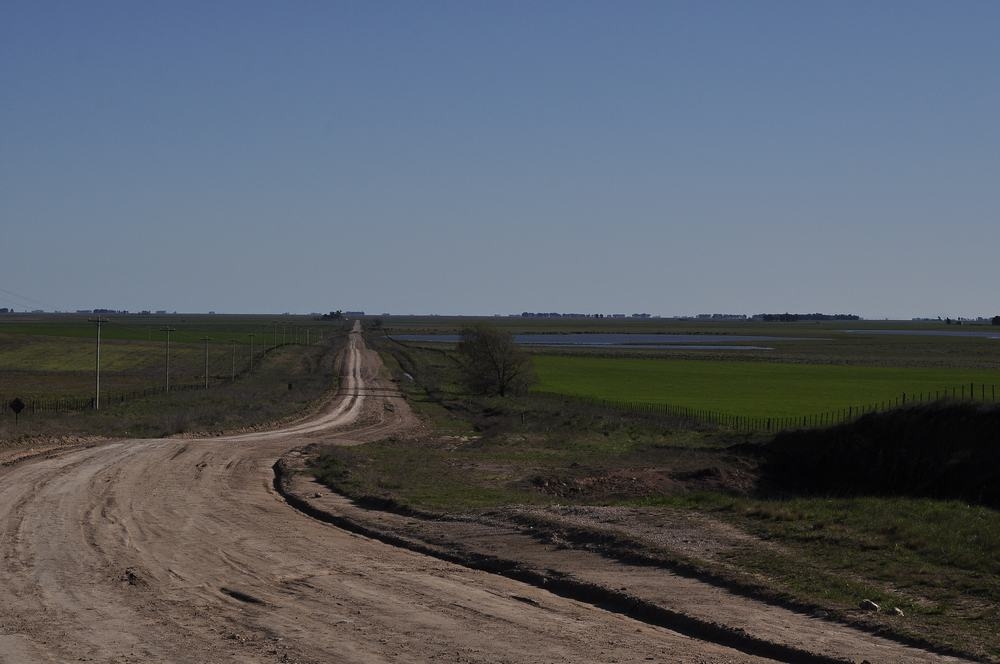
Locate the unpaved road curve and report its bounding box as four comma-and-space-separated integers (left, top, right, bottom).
0, 324, 776, 663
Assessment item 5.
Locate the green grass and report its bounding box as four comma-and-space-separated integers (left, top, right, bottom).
0, 313, 352, 400
0, 313, 352, 441
533, 355, 1000, 418
661, 494, 1000, 659
310, 336, 1000, 660
0, 333, 207, 374
0, 335, 346, 441
313, 409, 1000, 659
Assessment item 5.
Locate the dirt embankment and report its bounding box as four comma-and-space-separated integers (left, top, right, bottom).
0, 434, 106, 466
278, 445, 979, 664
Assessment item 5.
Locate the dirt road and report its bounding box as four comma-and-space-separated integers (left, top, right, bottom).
0, 324, 784, 663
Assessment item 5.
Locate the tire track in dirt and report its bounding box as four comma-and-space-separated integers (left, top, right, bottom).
0, 323, 779, 663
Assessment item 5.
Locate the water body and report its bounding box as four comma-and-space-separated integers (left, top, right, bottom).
390, 333, 800, 350
845, 329, 1000, 340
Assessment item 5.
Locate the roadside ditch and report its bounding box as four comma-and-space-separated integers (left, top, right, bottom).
274, 447, 980, 664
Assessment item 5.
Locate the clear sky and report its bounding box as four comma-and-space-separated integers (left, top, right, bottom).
2, 1, 998, 319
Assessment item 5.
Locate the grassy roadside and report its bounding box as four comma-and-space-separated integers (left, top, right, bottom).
311, 335, 1000, 661
0, 335, 347, 443
634, 493, 999, 659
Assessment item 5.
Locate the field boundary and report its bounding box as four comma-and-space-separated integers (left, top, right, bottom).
534, 381, 1000, 433
0, 342, 321, 418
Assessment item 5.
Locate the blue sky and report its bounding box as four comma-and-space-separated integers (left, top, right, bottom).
2, 1, 998, 318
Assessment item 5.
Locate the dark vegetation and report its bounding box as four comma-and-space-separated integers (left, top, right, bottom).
764, 403, 1000, 507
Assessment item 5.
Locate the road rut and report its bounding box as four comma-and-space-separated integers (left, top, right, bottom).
0, 324, 780, 663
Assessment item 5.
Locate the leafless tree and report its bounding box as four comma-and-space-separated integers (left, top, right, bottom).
457, 324, 535, 397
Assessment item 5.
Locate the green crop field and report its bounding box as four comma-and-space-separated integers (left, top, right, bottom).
533, 355, 1000, 419
0, 313, 353, 412
0, 313, 353, 441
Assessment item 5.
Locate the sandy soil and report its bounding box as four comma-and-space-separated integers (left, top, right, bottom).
0, 324, 783, 663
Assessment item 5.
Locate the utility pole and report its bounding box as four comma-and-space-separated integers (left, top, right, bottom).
249, 333, 255, 373
306, 328, 310, 345
201, 337, 211, 388
88, 317, 108, 410
231, 340, 237, 382
272, 321, 277, 348
282, 326, 286, 345
160, 327, 176, 392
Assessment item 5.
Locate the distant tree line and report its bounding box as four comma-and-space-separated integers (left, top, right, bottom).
752, 313, 860, 322
519, 312, 653, 319
521, 312, 603, 318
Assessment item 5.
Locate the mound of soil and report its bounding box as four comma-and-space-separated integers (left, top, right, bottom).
762, 403, 1000, 506
527, 460, 757, 502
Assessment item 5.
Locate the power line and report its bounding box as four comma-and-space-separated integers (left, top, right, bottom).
0, 286, 53, 309
201, 337, 211, 389
231, 339, 239, 382
248, 333, 255, 373
160, 327, 176, 392
88, 318, 108, 409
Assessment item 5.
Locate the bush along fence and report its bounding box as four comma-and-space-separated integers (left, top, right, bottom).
534, 382, 1000, 434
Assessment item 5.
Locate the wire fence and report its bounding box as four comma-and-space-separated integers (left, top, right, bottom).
0, 342, 304, 418
534, 381, 1000, 433
0, 346, 281, 416
0, 382, 224, 416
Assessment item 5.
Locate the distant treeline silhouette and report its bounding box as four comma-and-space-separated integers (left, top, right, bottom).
751, 313, 860, 322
